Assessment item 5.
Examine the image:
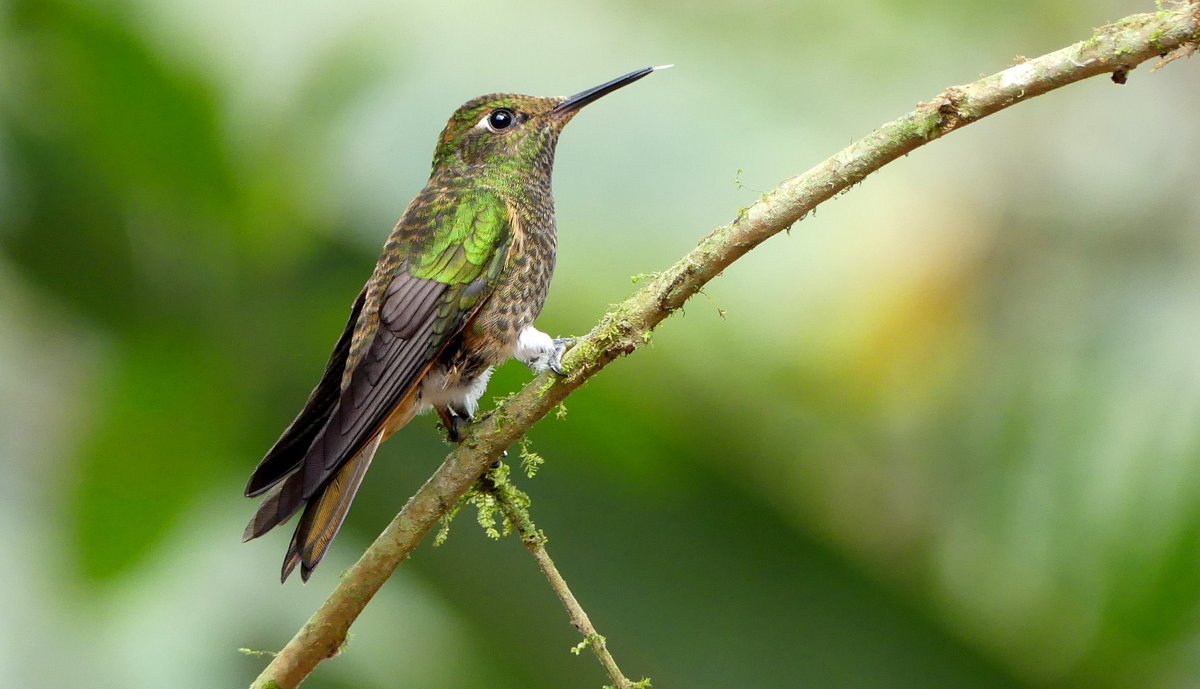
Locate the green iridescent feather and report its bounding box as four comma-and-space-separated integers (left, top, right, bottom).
411, 193, 509, 286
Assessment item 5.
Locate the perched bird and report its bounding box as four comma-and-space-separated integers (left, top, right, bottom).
243, 66, 669, 582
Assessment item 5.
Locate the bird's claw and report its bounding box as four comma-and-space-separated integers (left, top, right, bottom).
447, 416, 469, 443
437, 406, 474, 444
489, 450, 509, 470
548, 337, 576, 377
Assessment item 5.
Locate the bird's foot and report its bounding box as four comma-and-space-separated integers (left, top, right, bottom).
516, 326, 575, 376
436, 406, 474, 443
548, 337, 577, 377
489, 453, 505, 471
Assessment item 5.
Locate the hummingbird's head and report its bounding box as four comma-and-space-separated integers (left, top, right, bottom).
431, 66, 670, 177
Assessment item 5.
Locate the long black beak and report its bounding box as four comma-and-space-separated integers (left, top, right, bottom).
551, 65, 672, 116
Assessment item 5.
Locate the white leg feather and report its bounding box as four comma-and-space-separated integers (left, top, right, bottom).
418, 366, 494, 416
514, 325, 558, 374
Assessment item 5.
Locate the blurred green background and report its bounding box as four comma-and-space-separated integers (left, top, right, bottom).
2, 0, 1199, 687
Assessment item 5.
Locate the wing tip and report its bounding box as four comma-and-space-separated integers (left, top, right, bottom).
244, 474, 271, 498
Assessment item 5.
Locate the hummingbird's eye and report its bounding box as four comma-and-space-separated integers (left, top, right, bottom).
486, 108, 515, 132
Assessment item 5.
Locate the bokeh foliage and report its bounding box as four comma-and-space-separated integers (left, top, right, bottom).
1, 0, 1198, 687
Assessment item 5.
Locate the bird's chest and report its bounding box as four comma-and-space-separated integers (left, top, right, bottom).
466, 225, 556, 360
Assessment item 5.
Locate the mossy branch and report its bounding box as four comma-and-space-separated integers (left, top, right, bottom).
478, 467, 648, 689
250, 5, 1200, 688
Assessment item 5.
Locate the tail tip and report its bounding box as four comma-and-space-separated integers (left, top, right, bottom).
281, 549, 301, 584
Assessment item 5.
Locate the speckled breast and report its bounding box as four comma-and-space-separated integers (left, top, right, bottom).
459, 203, 557, 371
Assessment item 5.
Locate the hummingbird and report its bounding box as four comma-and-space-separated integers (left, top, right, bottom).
243, 66, 669, 583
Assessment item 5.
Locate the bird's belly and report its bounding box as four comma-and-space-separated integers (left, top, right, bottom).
462, 282, 544, 367
416, 363, 495, 418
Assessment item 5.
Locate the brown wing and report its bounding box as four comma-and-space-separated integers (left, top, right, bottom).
298, 271, 453, 497
243, 272, 451, 542
250, 270, 491, 581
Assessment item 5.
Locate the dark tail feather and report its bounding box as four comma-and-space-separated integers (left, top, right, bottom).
281, 432, 383, 583
243, 471, 307, 542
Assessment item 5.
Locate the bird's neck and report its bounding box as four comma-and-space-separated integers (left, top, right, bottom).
437, 156, 557, 223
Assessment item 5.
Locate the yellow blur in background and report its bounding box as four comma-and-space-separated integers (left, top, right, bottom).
1, 1, 1199, 687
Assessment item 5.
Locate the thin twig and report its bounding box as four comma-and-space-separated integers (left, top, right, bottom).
250, 6, 1200, 687
478, 470, 647, 689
